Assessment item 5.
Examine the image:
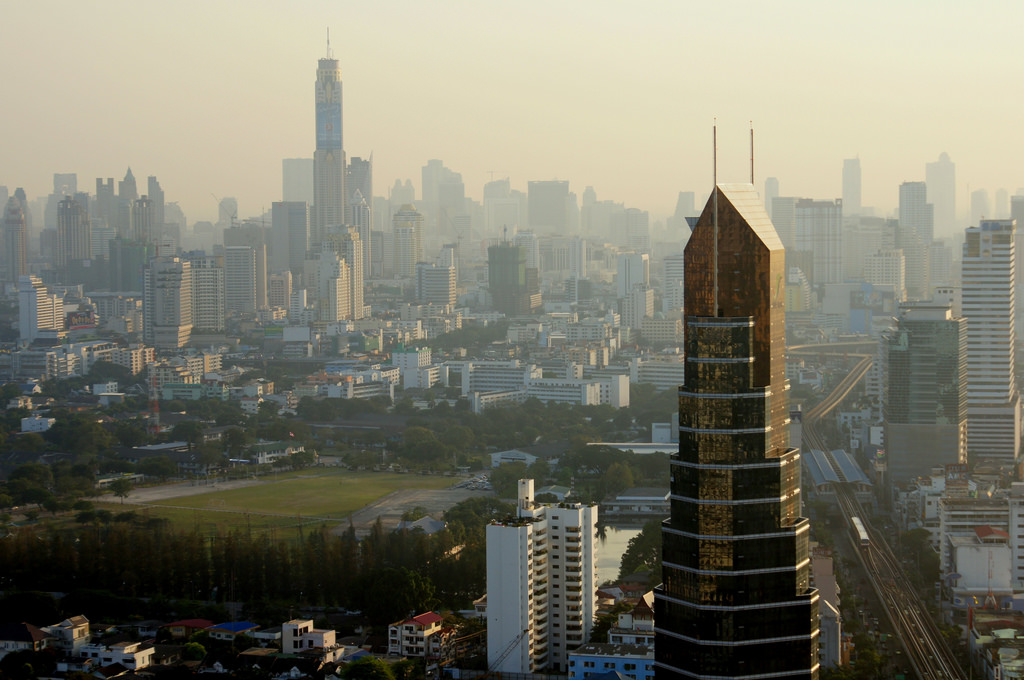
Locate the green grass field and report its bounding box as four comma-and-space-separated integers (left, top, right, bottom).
95, 470, 455, 540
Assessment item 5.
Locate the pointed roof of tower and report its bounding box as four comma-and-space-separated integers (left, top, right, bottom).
714, 183, 783, 251
124, 167, 135, 182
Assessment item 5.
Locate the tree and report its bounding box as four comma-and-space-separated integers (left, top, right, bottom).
342, 657, 395, 680
109, 477, 133, 504
182, 642, 207, 661
171, 421, 205, 450
618, 519, 662, 582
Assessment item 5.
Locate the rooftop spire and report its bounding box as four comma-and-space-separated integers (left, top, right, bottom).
326, 27, 332, 58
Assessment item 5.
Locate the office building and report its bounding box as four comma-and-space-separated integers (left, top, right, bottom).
962, 220, 1021, 465
415, 262, 456, 306
655, 184, 818, 679
224, 223, 269, 309
185, 254, 226, 334
621, 284, 654, 330
225, 246, 257, 315
842, 158, 861, 217
18, 275, 64, 343
3, 195, 28, 284
392, 205, 424, 278
926, 152, 956, 238
283, 158, 314, 205
143, 256, 192, 349
885, 302, 967, 483
312, 47, 345, 246
487, 479, 597, 673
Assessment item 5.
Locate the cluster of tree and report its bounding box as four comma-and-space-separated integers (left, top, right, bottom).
0, 496, 513, 626
616, 519, 662, 587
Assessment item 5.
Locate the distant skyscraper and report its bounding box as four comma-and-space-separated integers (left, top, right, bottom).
392, 205, 424, 278
147, 176, 165, 228
117, 168, 138, 239
842, 158, 861, 216
96, 178, 115, 228
131, 196, 153, 244
528, 180, 570, 232
899, 181, 934, 299
962, 220, 1020, 465
346, 155, 373, 226
3, 195, 29, 284
763, 176, 779, 217
885, 302, 967, 484
271, 201, 310, 283
311, 245, 351, 322
770, 196, 798, 253
283, 158, 315, 205
56, 195, 91, 273
268, 271, 293, 309
971, 189, 991, 227
143, 256, 193, 349
926, 152, 956, 237
313, 45, 345, 246
795, 198, 843, 286
655, 183, 818, 680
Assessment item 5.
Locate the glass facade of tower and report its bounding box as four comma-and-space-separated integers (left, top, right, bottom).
655, 185, 818, 680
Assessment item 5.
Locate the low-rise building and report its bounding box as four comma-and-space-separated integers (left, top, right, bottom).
568, 643, 655, 680
387, 612, 453, 660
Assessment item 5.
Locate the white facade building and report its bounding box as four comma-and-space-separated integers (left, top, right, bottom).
962, 220, 1020, 465
486, 479, 597, 674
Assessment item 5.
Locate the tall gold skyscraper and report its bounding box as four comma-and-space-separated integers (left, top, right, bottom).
655, 184, 818, 679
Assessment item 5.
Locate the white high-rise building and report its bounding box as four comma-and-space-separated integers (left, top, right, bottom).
186, 254, 226, 333
18, 275, 63, 343
962, 219, 1020, 464
415, 262, 456, 306
312, 48, 345, 247
336, 227, 364, 319
224, 246, 257, 315
486, 479, 597, 674
865, 249, 906, 301
310, 245, 351, 322
143, 256, 192, 349
616, 253, 649, 299
392, 205, 423, 279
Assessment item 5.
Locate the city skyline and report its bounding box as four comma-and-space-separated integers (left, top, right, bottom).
3, 1, 1024, 226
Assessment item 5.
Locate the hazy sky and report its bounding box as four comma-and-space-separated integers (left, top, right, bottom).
3, 1, 1023, 224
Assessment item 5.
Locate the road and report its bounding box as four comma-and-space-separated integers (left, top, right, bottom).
800, 348, 966, 680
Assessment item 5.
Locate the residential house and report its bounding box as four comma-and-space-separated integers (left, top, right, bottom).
0, 623, 52, 659
44, 615, 90, 655
387, 612, 453, 661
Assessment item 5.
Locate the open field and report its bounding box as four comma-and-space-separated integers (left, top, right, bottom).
95, 469, 483, 539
